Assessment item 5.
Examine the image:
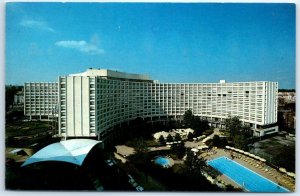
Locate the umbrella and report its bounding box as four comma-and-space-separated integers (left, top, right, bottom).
244, 152, 250, 155
254, 156, 260, 160
206, 176, 214, 183
287, 172, 295, 178
225, 146, 230, 149
259, 158, 266, 162
249, 154, 256, 158
191, 148, 199, 152
279, 168, 287, 173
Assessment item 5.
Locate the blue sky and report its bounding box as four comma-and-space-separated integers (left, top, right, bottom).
6, 3, 295, 88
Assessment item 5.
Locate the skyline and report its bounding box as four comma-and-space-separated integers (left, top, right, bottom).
6, 3, 295, 88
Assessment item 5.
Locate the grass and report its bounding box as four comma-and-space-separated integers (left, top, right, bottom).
6, 121, 51, 138
5, 120, 59, 149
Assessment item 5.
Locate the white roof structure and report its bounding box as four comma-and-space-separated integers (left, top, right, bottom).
69, 68, 151, 81
21, 139, 101, 167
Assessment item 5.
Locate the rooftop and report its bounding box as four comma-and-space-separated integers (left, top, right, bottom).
69, 68, 152, 81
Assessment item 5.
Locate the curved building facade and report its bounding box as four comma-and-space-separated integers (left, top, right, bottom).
58, 69, 278, 139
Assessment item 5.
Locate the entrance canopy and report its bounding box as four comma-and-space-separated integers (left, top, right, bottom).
21, 139, 101, 167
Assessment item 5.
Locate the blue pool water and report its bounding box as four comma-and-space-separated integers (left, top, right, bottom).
154, 156, 170, 167
207, 156, 289, 192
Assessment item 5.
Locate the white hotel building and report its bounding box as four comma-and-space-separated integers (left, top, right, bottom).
55, 68, 278, 140
24, 82, 58, 120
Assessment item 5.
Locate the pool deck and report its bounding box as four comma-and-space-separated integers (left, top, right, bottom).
200, 148, 295, 192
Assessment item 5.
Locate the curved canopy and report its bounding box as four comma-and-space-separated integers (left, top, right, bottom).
21, 139, 101, 167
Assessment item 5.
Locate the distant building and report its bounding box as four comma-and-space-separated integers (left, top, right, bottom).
278, 92, 296, 104
24, 82, 58, 120
277, 92, 295, 131
14, 90, 24, 105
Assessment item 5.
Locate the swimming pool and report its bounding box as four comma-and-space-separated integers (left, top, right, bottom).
207, 156, 289, 192
154, 156, 170, 167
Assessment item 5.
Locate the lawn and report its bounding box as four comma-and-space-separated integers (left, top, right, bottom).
5, 120, 59, 149
6, 121, 51, 138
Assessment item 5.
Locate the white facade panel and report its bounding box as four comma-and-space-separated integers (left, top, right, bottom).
74, 77, 82, 136
66, 77, 74, 136
82, 77, 91, 136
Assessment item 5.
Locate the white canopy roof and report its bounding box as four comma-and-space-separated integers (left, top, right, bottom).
21, 139, 101, 167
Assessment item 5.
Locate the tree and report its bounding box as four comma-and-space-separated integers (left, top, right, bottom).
174, 133, 182, 141
232, 134, 248, 150
187, 132, 193, 140
241, 125, 253, 138
273, 145, 295, 172
166, 134, 173, 142
132, 137, 148, 153
212, 135, 222, 147
184, 151, 207, 177
225, 116, 242, 139
224, 116, 253, 150
171, 143, 186, 159
158, 135, 165, 144
192, 117, 210, 136
183, 109, 193, 128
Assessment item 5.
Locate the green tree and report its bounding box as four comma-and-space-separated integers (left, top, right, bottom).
166, 134, 173, 142
192, 117, 210, 136
212, 135, 222, 147
171, 143, 186, 159
224, 117, 253, 150
183, 109, 194, 127
273, 145, 295, 172
133, 137, 148, 153
185, 151, 207, 177
174, 133, 182, 141
232, 134, 248, 150
187, 132, 193, 140
241, 125, 253, 138
158, 135, 165, 144
225, 116, 242, 139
